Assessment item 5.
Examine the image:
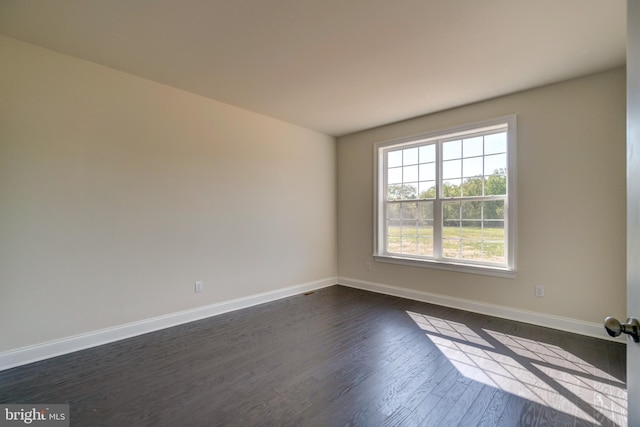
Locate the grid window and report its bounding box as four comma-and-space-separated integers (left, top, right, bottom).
376, 117, 515, 273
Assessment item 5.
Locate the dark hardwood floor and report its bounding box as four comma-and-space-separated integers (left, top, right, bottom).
0, 286, 627, 426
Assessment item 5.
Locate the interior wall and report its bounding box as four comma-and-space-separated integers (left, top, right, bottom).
0, 36, 337, 352
337, 67, 626, 325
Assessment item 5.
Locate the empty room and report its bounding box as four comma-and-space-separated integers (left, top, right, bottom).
1, 1, 638, 426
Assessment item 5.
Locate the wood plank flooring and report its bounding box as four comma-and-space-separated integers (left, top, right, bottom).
0, 286, 627, 426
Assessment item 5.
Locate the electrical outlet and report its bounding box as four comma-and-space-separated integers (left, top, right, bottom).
535, 285, 544, 297
195, 281, 204, 293
365, 262, 372, 271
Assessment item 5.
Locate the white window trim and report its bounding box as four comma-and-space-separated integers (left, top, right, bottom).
373, 115, 517, 278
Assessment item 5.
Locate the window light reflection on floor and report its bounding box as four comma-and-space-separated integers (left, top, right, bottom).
406, 311, 627, 426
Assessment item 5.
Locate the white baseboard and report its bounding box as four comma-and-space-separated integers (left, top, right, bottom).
337, 276, 625, 343
1, 275, 623, 371
0, 277, 337, 371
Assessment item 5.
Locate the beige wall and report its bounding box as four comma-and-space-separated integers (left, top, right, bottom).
0, 33, 626, 355
337, 68, 626, 325
0, 36, 337, 352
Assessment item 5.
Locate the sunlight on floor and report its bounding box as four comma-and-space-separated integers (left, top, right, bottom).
406, 311, 627, 426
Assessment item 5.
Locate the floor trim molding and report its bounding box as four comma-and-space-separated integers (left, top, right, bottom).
337, 276, 624, 343
0, 277, 337, 371
2, 275, 623, 371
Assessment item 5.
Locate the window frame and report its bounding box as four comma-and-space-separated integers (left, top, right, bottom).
373, 115, 517, 278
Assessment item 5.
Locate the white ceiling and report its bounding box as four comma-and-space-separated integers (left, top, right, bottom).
0, 0, 626, 136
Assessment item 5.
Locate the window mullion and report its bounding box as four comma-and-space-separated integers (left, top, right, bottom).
433, 140, 443, 258
434, 199, 442, 258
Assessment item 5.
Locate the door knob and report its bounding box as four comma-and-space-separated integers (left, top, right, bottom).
604, 316, 640, 342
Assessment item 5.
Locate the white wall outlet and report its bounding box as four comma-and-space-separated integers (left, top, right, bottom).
195, 281, 204, 293
365, 262, 372, 271
535, 285, 544, 297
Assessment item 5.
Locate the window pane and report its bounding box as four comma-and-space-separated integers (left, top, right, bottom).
461, 177, 483, 197
417, 220, 433, 235
463, 137, 483, 157
401, 237, 418, 254
442, 159, 461, 180
485, 132, 507, 155
461, 221, 482, 239
406, 183, 418, 199
401, 202, 418, 219
388, 167, 402, 184
418, 181, 436, 198
484, 222, 504, 241
443, 140, 461, 160
419, 145, 436, 163
417, 201, 433, 220
461, 201, 482, 219
461, 240, 483, 259
443, 221, 461, 232
484, 154, 507, 176
484, 243, 505, 262
483, 200, 504, 219
485, 174, 506, 195
417, 236, 433, 256
388, 150, 403, 168
417, 212, 433, 255
419, 163, 435, 181
403, 147, 419, 165
402, 220, 417, 237
442, 179, 462, 197
387, 219, 402, 235
443, 239, 460, 258
443, 201, 461, 221
443, 223, 460, 257
387, 236, 401, 253
388, 183, 417, 200
462, 157, 483, 178
403, 165, 419, 182
484, 153, 507, 175
387, 218, 401, 253
387, 202, 401, 219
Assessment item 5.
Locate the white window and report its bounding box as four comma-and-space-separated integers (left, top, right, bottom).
374, 116, 516, 277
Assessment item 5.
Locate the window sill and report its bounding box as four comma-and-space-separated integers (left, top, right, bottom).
373, 255, 516, 278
